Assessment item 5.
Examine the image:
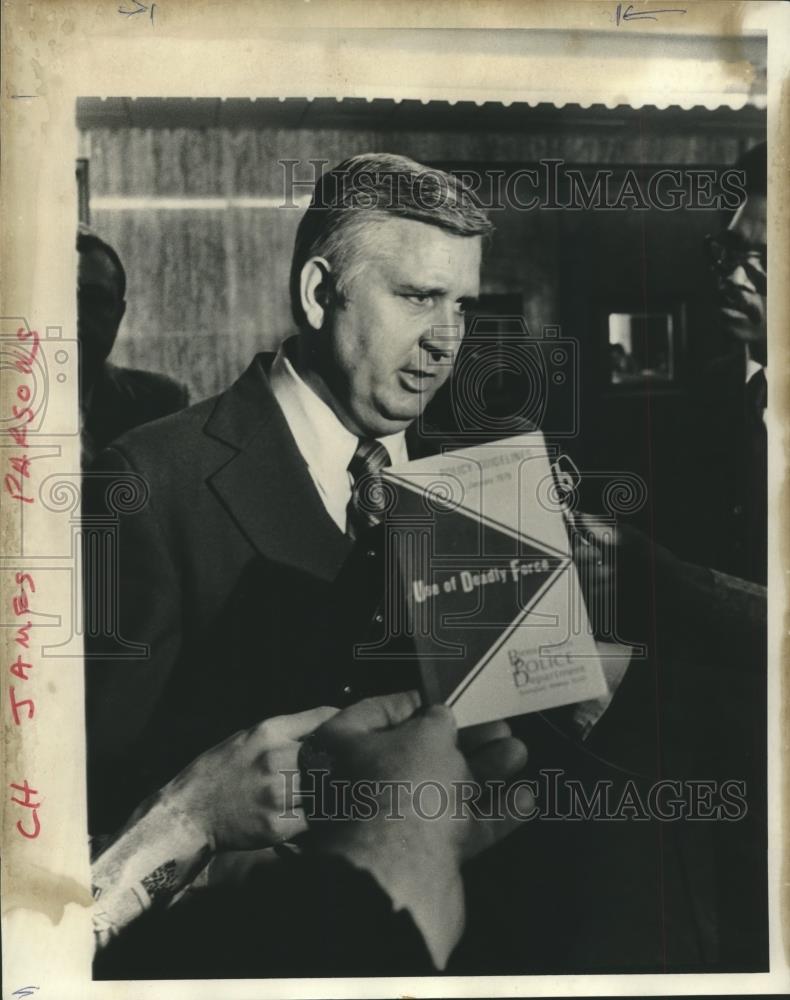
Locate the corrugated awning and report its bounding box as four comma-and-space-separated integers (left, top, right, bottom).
76, 95, 766, 134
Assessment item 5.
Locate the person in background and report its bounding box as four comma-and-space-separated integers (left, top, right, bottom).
698, 139, 768, 586
571, 140, 769, 971
577, 142, 768, 648
77, 224, 190, 466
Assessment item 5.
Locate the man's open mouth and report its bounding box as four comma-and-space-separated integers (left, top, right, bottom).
399, 368, 436, 392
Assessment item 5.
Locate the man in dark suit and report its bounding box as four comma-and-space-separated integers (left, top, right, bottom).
563, 141, 769, 971
78, 225, 189, 465
85, 154, 492, 833
689, 139, 769, 969
696, 140, 767, 586
86, 154, 545, 980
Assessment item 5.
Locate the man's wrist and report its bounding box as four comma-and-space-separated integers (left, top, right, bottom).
321, 815, 464, 969
161, 763, 219, 852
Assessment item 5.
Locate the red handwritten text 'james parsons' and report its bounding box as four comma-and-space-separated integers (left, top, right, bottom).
6, 327, 43, 839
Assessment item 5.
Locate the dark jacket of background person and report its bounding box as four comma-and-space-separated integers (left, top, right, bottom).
77, 224, 191, 465
685, 349, 767, 586
82, 361, 190, 465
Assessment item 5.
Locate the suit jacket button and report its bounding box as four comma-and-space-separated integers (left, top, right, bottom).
373, 612, 383, 624
342, 684, 353, 696
732, 504, 743, 516
366, 548, 377, 558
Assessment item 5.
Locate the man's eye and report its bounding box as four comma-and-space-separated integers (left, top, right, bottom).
405, 294, 434, 307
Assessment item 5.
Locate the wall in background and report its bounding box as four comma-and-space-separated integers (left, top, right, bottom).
79, 100, 765, 404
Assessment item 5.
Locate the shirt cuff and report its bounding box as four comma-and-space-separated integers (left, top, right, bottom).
91, 794, 212, 951
572, 641, 634, 739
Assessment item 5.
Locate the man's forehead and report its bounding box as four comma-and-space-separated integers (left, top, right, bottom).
728, 193, 767, 245
369, 215, 482, 283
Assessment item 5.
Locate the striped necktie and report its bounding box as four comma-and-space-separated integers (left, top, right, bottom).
346, 438, 392, 540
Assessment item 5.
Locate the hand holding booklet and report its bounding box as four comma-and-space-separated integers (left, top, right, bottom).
381, 432, 608, 728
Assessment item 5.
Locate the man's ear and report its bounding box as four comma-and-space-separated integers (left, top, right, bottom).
300, 256, 333, 332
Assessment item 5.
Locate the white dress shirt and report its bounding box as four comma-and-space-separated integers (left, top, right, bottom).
744, 355, 763, 384
269, 340, 408, 533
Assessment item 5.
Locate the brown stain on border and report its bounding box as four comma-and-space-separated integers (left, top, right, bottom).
2, 862, 93, 925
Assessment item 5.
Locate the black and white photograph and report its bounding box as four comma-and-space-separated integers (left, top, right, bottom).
1, 3, 787, 998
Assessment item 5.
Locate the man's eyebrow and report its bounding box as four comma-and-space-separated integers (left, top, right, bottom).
725, 231, 765, 250
394, 284, 478, 304
395, 282, 448, 296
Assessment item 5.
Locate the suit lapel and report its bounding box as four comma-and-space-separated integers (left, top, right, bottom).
204, 354, 352, 582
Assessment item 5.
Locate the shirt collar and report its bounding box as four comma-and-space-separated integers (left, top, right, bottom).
269, 338, 408, 482
745, 344, 766, 384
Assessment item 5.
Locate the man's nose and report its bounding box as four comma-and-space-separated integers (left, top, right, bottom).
723, 264, 755, 292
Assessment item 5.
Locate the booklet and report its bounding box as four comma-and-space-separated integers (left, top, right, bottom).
382, 433, 607, 727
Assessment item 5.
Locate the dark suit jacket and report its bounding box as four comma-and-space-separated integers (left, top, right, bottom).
85, 353, 422, 831
83, 361, 190, 463
685, 350, 767, 585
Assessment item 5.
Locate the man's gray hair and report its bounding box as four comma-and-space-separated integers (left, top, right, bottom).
289, 152, 493, 329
